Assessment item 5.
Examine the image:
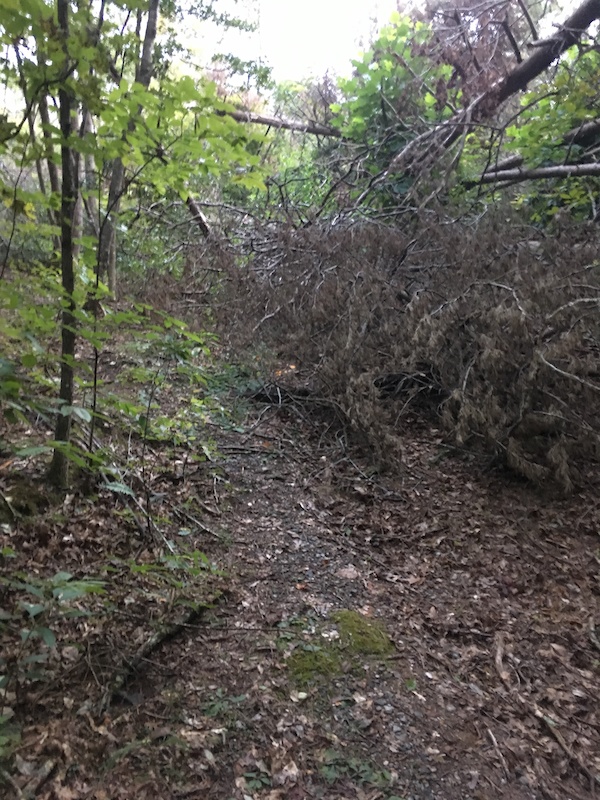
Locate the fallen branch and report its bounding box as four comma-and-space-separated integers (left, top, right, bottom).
466, 161, 600, 187
96, 594, 222, 714
220, 109, 341, 138
388, 0, 600, 175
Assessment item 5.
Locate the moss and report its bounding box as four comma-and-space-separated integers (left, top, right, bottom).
332, 610, 393, 656
286, 610, 393, 686
287, 646, 342, 685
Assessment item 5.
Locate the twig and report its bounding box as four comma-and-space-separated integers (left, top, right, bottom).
0, 768, 26, 799
534, 706, 599, 792
96, 600, 218, 714
493, 632, 513, 690
546, 297, 600, 320
486, 727, 510, 779
173, 506, 224, 540
538, 352, 600, 394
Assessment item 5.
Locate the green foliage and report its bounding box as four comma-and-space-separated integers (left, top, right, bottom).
334, 13, 455, 178
286, 609, 393, 686
0, 570, 105, 689
332, 610, 393, 656
457, 48, 600, 224
319, 750, 393, 789
202, 687, 247, 718
506, 51, 600, 164
0, 0, 257, 291
0, 260, 222, 486
287, 645, 343, 685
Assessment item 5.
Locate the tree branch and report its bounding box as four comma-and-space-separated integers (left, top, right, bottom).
388, 0, 600, 174
465, 161, 600, 188
220, 109, 341, 137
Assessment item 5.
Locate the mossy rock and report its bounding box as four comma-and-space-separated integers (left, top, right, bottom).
287, 646, 342, 686
332, 610, 393, 656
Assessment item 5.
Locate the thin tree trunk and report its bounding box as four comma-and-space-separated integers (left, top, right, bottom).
13, 46, 59, 234
73, 110, 83, 263
82, 109, 100, 237
98, 158, 124, 294
38, 89, 62, 252
97, 0, 159, 297
49, 0, 79, 489
38, 93, 61, 197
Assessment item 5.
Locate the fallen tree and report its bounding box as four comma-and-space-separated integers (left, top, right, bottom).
388, 0, 600, 176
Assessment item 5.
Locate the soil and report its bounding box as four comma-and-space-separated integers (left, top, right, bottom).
1, 368, 599, 800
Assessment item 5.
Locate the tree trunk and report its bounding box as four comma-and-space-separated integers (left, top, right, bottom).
82, 109, 100, 237
98, 157, 124, 295
97, 0, 160, 297
48, 0, 79, 490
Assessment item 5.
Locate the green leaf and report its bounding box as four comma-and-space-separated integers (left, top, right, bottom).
36, 627, 56, 648
104, 481, 135, 497
19, 602, 45, 617
14, 445, 51, 458
53, 585, 84, 601
52, 571, 73, 583
71, 406, 92, 423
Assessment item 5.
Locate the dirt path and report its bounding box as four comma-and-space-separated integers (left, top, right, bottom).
92, 405, 599, 800
2, 402, 599, 799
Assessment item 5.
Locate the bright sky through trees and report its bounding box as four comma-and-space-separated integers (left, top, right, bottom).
256, 0, 399, 80
203, 0, 400, 81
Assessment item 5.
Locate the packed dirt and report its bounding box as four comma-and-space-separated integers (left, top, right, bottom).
1, 379, 599, 800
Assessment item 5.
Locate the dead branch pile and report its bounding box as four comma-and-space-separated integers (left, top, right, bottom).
195, 210, 600, 492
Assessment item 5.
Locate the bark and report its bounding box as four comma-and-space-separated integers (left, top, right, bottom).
496, 0, 600, 106
97, 0, 159, 296
98, 157, 124, 293
49, 0, 79, 490
37, 90, 61, 197
82, 109, 100, 237
186, 197, 211, 237
72, 110, 83, 262
136, 0, 158, 86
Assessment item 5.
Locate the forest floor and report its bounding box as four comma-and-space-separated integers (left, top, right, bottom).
1, 344, 599, 800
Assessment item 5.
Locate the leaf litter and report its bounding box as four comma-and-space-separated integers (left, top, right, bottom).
0, 354, 599, 799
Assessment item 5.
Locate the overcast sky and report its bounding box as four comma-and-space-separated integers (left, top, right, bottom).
200, 0, 401, 82
256, 0, 400, 80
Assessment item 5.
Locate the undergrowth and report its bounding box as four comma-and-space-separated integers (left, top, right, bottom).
0, 268, 233, 764
209, 207, 600, 493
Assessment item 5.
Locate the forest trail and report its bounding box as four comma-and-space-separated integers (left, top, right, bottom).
3, 381, 599, 800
